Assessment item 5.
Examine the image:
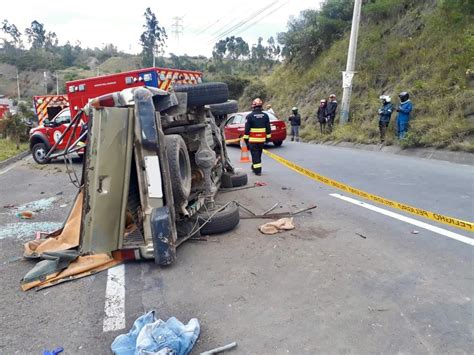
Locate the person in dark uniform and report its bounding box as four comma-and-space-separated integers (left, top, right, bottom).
243, 98, 271, 176
316, 99, 327, 134
288, 106, 301, 142
325, 94, 338, 132
377, 95, 394, 143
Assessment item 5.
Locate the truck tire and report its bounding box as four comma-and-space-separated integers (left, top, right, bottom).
198, 202, 240, 235
221, 171, 248, 188
164, 135, 192, 206
209, 100, 238, 116
174, 82, 228, 107
273, 141, 283, 147
32, 143, 51, 164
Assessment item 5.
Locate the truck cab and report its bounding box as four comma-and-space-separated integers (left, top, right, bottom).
29, 108, 83, 164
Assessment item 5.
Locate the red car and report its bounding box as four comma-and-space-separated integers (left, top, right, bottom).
224, 111, 287, 146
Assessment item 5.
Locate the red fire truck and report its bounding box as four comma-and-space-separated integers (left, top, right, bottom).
29, 67, 203, 164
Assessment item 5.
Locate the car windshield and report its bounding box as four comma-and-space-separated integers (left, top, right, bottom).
54, 111, 71, 125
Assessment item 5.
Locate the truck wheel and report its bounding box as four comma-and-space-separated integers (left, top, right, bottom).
273, 141, 283, 147
221, 171, 248, 188
197, 202, 240, 235
164, 135, 192, 206
174, 82, 228, 107
32, 143, 51, 164
209, 100, 238, 116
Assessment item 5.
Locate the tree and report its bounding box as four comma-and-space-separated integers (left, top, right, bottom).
44, 31, 58, 51
25, 20, 46, 49
139, 8, 167, 67
1, 20, 23, 48
4, 103, 33, 149
212, 39, 227, 60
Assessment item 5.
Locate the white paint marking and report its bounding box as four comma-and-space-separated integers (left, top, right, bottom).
103, 264, 126, 332
0, 156, 32, 176
330, 193, 474, 246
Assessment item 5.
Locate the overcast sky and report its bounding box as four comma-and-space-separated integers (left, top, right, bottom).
1, 0, 322, 56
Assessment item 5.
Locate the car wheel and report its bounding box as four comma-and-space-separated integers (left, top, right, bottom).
273, 141, 283, 147
174, 82, 228, 107
220, 171, 248, 188
197, 202, 240, 235
32, 143, 51, 164
164, 135, 192, 207
208, 100, 238, 116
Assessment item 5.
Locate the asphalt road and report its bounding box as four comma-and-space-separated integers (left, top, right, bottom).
0, 143, 472, 354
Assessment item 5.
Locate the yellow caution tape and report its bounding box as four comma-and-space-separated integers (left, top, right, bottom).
263, 149, 474, 232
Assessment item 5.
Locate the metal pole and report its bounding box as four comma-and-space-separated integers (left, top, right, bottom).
56, 71, 59, 95
339, 0, 362, 125
43, 71, 48, 94
16, 68, 20, 101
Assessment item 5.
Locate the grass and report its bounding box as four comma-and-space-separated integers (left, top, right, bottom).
265, 1, 474, 152
0, 138, 29, 162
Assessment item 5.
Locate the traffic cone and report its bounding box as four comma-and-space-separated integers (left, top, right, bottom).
239, 138, 251, 163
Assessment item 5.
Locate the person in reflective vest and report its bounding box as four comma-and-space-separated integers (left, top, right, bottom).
244, 98, 271, 176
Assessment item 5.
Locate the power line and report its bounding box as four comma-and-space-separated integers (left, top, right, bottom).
211, 0, 279, 42
192, 4, 242, 37
208, 0, 280, 44
233, 1, 290, 37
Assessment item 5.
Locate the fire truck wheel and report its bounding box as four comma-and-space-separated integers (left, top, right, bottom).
273, 141, 283, 147
208, 100, 238, 116
197, 202, 240, 235
32, 143, 51, 164
164, 134, 192, 206
220, 171, 248, 188
174, 82, 228, 107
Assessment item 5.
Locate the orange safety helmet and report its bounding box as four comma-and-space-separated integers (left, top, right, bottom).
252, 98, 263, 108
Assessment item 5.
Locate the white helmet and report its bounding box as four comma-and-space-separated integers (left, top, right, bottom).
379, 95, 391, 103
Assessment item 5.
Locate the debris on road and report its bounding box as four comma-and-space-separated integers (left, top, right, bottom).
16, 197, 56, 213
411, 230, 419, 234
259, 218, 295, 235
263, 202, 279, 216
201, 342, 238, 355
240, 205, 317, 219
355, 232, 367, 239
16, 211, 33, 219
111, 311, 200, 355
0, 222, 63, 240
3, 204, 15, 208
220, 181, 267, 193
43, 347, 64, 355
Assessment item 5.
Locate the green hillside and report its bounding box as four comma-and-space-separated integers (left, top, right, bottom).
265, 0, 474, 151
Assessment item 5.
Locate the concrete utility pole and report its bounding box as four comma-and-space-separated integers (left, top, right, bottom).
16, 68, 20, 101
43, 71, 48, 95
55, 71, 59, 95
340, 0, 362, 125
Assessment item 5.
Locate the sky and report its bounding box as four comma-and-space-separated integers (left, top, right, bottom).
1, 0, 322, 56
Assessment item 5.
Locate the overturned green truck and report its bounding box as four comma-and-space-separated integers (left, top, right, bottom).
21, 83, 245, 290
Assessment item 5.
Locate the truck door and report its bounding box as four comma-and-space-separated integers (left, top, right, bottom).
50, 109, 74, 150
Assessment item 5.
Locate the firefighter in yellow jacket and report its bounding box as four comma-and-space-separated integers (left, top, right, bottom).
243, 98, 271, 176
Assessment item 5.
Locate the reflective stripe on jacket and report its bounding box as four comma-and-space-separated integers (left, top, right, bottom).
244, 110, 271, 143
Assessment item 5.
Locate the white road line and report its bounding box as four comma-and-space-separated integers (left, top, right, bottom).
103, 264, 126, 332
0, 156, 32, 176
330, 193, 474, 246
